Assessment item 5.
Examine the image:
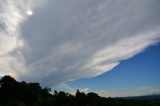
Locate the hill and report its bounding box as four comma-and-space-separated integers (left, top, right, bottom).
0, 75, 160, 106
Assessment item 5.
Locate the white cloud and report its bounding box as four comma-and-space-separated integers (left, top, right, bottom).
97, 86, 160, 97
53, 83, 89, 95
0, 0, 160, 86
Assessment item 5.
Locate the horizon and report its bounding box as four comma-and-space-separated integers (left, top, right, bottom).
0, 0, 160, 97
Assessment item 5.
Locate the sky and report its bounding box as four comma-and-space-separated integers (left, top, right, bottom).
63, 44, 160, 97
0, 0, 160, 97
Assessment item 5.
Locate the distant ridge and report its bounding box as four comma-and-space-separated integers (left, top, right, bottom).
0, 75, 160, 106
121, 94, 160, 101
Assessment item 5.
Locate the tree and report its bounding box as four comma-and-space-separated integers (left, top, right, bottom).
76, 89, 87, 105
0, 75, 159, 106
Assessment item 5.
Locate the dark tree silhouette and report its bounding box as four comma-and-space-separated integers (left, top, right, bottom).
0, 75, 160, 106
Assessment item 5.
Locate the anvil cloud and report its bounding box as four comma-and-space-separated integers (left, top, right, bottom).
0, 0, 160, 86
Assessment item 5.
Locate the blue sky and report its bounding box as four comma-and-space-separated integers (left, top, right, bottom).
0, 0, 160, 97
65, 44, 160, 96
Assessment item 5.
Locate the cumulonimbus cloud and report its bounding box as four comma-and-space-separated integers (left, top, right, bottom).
0, 0, 160, 86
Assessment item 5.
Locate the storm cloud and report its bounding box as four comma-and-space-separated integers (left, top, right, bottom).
0, 0, 160, 86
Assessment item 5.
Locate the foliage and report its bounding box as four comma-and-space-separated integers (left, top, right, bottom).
0, 75, 160, 106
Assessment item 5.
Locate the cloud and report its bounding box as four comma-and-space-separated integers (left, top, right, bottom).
53, 83, 89, 95
97, 86, 160, 97
0, 0, 160, 86
53, 84, 160, 97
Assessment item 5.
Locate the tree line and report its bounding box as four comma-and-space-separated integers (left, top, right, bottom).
0, 75, 159, 106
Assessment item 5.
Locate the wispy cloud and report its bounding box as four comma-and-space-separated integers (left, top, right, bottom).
53, 83, 89, 95
97, 86, 160, 97
0, 0, 160, 86
53, 84, 160, 97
